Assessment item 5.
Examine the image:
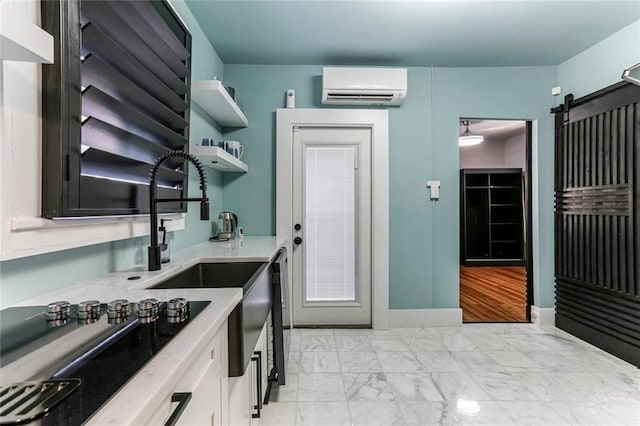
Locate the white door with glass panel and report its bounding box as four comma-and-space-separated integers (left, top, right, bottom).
292, 127, 372, 326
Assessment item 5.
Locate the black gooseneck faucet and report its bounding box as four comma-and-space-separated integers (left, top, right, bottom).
149, 151, 209, 271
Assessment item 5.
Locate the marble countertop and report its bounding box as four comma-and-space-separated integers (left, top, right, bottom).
2, 236, 285, 424
11, 236, 284, 307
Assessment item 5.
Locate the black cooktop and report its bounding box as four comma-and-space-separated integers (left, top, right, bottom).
0, 301, 209, 425
1, 304, 126, 368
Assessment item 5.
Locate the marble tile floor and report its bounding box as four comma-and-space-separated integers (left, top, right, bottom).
260, 324, 639, 425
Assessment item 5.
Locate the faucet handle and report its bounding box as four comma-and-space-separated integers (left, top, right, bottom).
148, 245, 162, 271
200, 200, 210, 221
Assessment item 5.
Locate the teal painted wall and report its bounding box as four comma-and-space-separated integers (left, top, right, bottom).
388, 69, 434, 309
219, 65, 321, 236
223, 64, 557, 309
431, 67, 556, 309
218, 14, 638, 313
557, 19, 640, 99
0, 0, 224, 308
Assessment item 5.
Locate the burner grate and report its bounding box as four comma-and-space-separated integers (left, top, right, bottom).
0, 379, 81, 424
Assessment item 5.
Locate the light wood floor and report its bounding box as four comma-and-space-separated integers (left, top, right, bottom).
460, 265, 527, 323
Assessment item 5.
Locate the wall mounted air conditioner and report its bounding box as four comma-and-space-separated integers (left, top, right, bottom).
322, 67, 407, 106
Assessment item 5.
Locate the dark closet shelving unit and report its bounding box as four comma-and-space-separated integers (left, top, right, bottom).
460, 168, 525, 266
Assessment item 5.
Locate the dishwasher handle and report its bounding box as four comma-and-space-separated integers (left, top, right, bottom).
269, 248, 287, 387
272, 247, 287, 266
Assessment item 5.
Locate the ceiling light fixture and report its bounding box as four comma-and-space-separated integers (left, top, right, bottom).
459, 120, 484, 147
622, 62, 640, 87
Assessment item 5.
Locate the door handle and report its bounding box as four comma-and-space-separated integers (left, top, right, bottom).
294, 237, 303, 245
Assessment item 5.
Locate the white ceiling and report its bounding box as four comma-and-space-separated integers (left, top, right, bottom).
460, 119, 526, 140
185, 1, 640, 67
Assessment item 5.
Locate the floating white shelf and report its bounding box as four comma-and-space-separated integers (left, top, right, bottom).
191, 80, 248, 128
191, 146, 248, 173
0, 2, 54, 63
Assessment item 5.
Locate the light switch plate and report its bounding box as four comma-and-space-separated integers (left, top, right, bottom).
426, 180, 441, 199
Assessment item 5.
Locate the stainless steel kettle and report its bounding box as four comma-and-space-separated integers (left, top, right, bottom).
216, 211, 238, 240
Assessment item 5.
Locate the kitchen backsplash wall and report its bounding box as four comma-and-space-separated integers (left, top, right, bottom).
0, 0, 226, 308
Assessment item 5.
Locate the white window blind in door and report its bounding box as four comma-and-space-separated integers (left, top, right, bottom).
304, 145, 357, 302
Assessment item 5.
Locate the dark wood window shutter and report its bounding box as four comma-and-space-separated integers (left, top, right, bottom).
41, 0, 192, 217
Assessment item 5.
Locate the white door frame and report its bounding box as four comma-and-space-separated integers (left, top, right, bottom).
276, 108, 389, 329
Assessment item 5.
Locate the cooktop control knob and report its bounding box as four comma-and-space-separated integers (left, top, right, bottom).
107, 299, 129, 324
137, 298, 159, 323
77, 300, 101, 323
167, 298, 189, 323
46, 301, 71, 324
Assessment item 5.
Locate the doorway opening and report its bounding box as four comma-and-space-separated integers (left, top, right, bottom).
458, 118, 533, 323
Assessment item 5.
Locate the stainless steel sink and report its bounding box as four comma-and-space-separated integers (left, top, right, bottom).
147, 262, 272, 377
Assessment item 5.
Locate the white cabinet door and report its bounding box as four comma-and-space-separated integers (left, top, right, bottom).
176, 362, 222, 425
229, 320, 271, 426
176, 322, 227, 425
228, 373, 251, 426
146, 321, 227, 425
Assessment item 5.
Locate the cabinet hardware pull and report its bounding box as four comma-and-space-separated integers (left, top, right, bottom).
164, 392, 192, 426
251, 351, 262, 418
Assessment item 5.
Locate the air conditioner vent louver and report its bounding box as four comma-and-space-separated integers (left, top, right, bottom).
326, 93, 395, 102
322, 67, 407, 106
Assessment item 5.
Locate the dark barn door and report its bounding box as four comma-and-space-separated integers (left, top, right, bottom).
553, 82, 640, 367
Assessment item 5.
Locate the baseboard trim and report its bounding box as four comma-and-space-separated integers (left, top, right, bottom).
531, 305, 555, 326
388, 308, 463, 328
